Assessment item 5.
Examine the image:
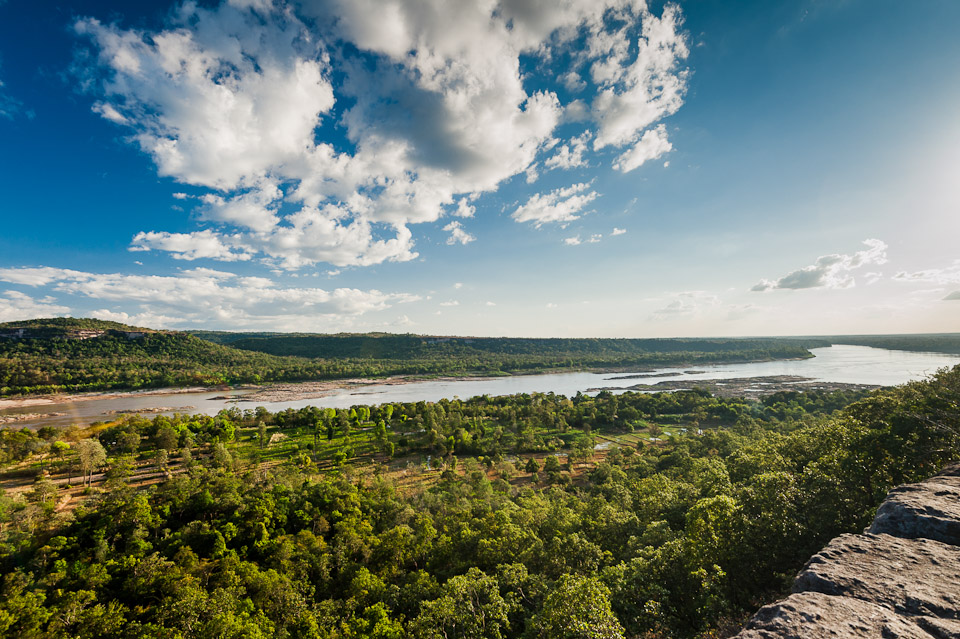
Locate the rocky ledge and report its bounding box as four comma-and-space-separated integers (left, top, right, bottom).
732, 464, 960, 639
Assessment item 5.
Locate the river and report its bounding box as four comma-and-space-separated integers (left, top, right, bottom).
2, 345, 958, 429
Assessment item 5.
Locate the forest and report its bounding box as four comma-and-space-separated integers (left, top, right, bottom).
0, 319, 820, 397
1, 364, 958, 638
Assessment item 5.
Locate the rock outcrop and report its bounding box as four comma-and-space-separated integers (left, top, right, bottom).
732, 464, 960, 639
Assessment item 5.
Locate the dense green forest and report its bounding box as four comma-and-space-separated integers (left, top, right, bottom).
828, 333, 960, 354
1, 365, 958, 638
0, 319, 820, 397
191, 331, 830, 360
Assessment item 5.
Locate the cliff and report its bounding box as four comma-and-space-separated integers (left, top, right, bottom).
732, 464, 960, 638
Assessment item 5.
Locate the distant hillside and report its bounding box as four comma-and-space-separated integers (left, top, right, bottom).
191, 331, 829, 360
827, 333, 960, 355
0, 318, 825, 397
0, 318, 326, 396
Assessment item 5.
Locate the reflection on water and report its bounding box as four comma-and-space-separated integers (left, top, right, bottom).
3, 345, 959, 429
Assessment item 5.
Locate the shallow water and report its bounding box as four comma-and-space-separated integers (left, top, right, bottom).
3, 345, 958, 428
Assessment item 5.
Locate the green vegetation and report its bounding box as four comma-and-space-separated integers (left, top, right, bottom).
0, 318, 822, 397
192, 331, 830, 360
828, 333, 960, 354
2, 366, 958, 638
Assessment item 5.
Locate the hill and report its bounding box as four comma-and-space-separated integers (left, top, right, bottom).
191, 330, 826, 361
827, 333, 960, 354
0, 318, 322, 395
0, 318, 820, 397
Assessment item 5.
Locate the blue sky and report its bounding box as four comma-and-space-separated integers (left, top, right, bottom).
1, 0, 958, 336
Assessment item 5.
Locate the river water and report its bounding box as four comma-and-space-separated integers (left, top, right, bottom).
3, 345, 959, 429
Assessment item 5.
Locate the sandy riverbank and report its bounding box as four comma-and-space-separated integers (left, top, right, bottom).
223, 374, 505, 404
0, 386, 222, 410
0, 374, 501, 411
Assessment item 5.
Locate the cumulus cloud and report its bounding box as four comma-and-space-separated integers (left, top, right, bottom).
74, 0, 688, 268
611, 227, 627, 235
589, 5, 688, 152
0, 291, 71, 322
613, 124, 672, 172
0, 266, 419, 329
752, 239, 888, 292
544, 131, 591, 170
512, 183, 597, 228
443, 221, 476, 246
453, 198, 476, 218
130, 230, 252, 262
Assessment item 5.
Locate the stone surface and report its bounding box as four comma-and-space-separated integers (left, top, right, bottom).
734, 592, 934, 639
867, 475, 960, 546
794, 532, 960, 620
731, 466, 960, 639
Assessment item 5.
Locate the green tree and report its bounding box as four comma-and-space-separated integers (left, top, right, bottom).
535, 575, 624, 639
76, 439, 107, 487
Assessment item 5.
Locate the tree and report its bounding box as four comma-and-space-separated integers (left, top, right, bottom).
543, 455, 561, 473
51, 441, 70, 483
155, 426, 178, 452
76, 439, 107, 488
258, 421, 269, 450
410, 568, 510, 639
118, 431, 141, 455
534, 575, 624, 639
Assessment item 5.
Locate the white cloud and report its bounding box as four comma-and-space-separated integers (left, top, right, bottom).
485, 301, 496, 306
439, 300, 459, 307
752, 239, 888, 292
561, 71, 586, 92
0, 266, 419, 329
651, 290, 720, 318
544, 131, 591, 170
443, 221, 476, 245
89, 308, 185, 329
565, 232, 602, 246
130, 230, 252, 262
454, 282, 464, 289
590, 5, 689, 153
512, 183, 597, 228
0, 266, 90, 287
0, 291, 71, 322
612, 227, 627, 235
453, 198, 476, 218
75, 0, 688, 268
91, 101, 128, 124
198, 182, 282, 233
613, 124, 672, 172
893, 260, 960, 285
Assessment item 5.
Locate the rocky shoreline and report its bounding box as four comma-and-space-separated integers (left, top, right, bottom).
732, 464, 960, 638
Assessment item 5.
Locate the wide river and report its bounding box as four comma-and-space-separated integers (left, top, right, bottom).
3, 345, 959, 429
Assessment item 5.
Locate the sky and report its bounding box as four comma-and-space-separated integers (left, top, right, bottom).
0, 0, 959, 337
